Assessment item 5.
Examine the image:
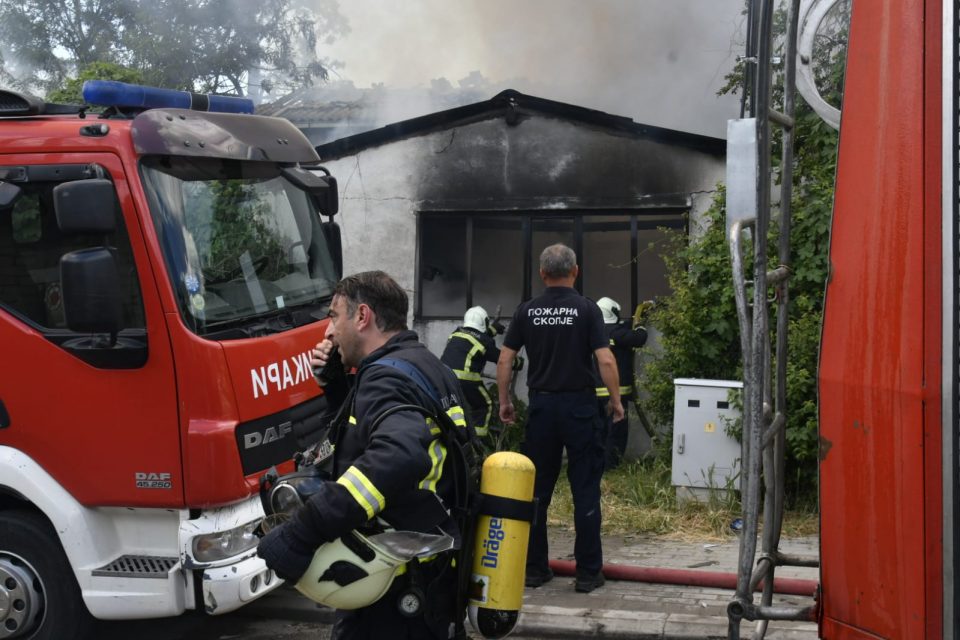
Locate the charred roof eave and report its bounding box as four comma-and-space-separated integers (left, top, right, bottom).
314, 89, 726, 160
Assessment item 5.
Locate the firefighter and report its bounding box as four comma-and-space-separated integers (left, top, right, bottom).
440, 306, 522, 442
258, 271, 474, 640
496, 243, 622, 594
594, 297, 647, 470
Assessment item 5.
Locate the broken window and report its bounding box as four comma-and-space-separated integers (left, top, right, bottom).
471, 216, 523, 314
417, 211, 684, 320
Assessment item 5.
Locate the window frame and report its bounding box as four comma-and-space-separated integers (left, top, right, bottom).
416, 209, 687, 321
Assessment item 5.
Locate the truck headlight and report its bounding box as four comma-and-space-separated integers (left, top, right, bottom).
192, 520, 261, 562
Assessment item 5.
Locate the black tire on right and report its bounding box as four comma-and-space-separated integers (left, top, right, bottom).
0, 509, 93, 640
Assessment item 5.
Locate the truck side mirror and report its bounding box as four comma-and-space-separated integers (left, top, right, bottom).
53, 179, 117, 234
282, 166, 339, 216
321, 221, 343, 280
61, 247, 123, 336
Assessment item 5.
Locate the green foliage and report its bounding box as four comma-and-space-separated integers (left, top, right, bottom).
548, 458, 819, 539
0, 0, 348, 97
482, 383, 527, 456
640, 191, 742, 433
205, 181, 285, 282
640, 0, 848, 504
46, 62, 143, 106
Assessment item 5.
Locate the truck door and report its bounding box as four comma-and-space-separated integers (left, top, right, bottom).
0, 154, 181, 506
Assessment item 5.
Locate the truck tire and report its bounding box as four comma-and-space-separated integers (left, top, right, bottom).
0, 510, 93, 640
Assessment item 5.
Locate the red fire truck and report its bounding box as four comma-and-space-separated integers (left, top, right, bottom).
818, 0, 952, 636
0, 82, 340, 639
727, 0, 957, 638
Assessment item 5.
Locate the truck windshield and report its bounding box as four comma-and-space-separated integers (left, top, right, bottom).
140, 156, 338, 337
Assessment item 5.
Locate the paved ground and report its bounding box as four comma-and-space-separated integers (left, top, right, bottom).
244, 528, 820, 640
513, 528, 819, 639
96, 527, 820, 639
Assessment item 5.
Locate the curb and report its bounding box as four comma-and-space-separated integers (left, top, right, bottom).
515, 604, 817, 639
246, 588, 817, 640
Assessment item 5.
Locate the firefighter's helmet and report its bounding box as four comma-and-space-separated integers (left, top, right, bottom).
294, 530, 407, 610
463, 306, 489, 333
294, 528, 456, 610
596, 297, 620, 324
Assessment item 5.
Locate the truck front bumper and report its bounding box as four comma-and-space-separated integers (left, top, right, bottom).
201, 553, 283, 615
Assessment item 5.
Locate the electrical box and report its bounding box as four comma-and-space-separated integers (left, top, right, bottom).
671, 378, 743, 503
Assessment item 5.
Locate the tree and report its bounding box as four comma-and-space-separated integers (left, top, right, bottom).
639, 0, 850, 504
46, 62, 144, 105
0, 0, 348, 97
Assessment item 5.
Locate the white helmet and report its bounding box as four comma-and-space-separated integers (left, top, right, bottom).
294, 529, 455, 610
463, 306, 489, 333
596, 297, 620, 324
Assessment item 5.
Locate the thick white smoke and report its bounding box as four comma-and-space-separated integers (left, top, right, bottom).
326, 0, 746, 138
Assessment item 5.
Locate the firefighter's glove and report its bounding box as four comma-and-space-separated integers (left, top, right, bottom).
257, 521, 316, 583
488, 320, 506, 337
633, 300, 655, 328
512, 355, 525, 372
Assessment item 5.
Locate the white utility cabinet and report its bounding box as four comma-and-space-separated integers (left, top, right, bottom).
671, 378, 743, 503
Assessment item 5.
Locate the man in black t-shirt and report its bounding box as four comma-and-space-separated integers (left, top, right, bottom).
496, 244, 623, 594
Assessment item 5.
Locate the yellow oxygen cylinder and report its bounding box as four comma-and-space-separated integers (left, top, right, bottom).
468, 451, 536, 639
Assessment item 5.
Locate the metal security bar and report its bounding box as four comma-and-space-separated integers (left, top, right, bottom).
726, 0, 825, 638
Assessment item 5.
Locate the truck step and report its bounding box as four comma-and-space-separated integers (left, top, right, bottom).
92, 555, 178, 579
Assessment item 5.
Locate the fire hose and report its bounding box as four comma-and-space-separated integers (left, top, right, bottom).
547, 559, 818, 597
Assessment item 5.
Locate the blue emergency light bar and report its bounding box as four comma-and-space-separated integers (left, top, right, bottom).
82, 80, 254, 114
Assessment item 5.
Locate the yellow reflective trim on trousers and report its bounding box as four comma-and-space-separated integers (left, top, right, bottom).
348, 415, 357, 425
418, 438, 447, 492
476, 384, 493, 434
451, 332, 485, 379
454, 370, 482, 382
337, 466, 385, 519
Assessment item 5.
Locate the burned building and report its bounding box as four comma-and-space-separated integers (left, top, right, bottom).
305, 90, 726, 360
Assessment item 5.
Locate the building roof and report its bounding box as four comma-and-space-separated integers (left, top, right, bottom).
311, 89, 727, 160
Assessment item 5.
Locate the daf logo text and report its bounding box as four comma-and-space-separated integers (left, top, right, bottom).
135, 472, 172, 489
244, 421, 294, 449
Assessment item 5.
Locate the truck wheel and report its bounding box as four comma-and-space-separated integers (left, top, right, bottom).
0, 510, 92, 640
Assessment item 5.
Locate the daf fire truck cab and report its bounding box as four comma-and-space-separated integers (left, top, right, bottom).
0, 82, 341, 639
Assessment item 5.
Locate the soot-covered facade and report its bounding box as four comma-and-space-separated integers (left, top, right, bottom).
309, 91, 725, 457
311, 90, 725, 350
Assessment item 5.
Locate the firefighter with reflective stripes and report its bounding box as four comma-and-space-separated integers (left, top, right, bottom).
440, 306, 521, 440
258, 271, 473, 640
595, 297, 647, 470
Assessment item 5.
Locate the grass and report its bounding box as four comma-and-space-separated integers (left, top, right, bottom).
545, 457, 819, 542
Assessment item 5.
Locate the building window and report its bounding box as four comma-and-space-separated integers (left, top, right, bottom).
418, 211, 685, 320
471, 216, 523, 315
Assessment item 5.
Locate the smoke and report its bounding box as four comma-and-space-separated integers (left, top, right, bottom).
325, 0, 746, 138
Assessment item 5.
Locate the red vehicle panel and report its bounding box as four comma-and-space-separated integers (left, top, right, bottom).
0, 152, 182, 507
819, 0, 942, 637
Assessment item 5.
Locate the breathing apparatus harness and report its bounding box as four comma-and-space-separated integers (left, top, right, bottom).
260, 355, 482, 639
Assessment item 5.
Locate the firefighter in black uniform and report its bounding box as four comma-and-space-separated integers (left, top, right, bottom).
595, 297, 647, 470
258, 271, 473, 640
440, 306, 522, 442
496, 244, 623, 594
